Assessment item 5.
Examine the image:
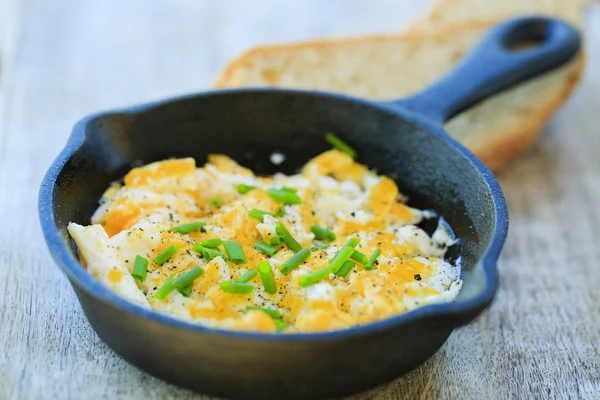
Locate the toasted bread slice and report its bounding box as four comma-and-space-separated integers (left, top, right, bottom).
214, 19, 583, 170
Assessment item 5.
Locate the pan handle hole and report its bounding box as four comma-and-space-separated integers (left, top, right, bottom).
503, 21, 549, 52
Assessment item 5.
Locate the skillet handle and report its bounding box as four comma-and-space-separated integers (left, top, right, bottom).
388, 16, 581, 125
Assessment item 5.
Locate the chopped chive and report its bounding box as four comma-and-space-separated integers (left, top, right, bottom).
350, 250, 369, 265
172, 266, 205, 290
325, 133, 357, 158
257, 261, 277, 294
220, 281, 254, 294
274, 206, 286, 216
335, 260, 355, 278
155, 274, 176, 300
237, 184, 256, 194
154, 245, 179, 265
171, 221, 206, 234
346, 238, 360, 248
299, 266, 332, 287
365, 248, 382, 271
311, 225, 336, 241
279, 248, 311, 275
201, 238, 223, 248
246, 306, 281, 319
275, 319, 287, 331
328, 238, 360, 273
234, 270, 258, 283
210, 197, 222, 207
193, 244, 225, 260
267, 188, 301, 205
179, 284, 193, 297
276, 222, 302, 252
254, 241, 280, 257
132, 255, 149, 281
223, 240, 247, 264
203, 246, 225, 260
248, 208, 276, 222
268, 236, 285, 246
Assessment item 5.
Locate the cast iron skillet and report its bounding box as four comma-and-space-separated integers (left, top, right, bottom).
39, 17, 579, 400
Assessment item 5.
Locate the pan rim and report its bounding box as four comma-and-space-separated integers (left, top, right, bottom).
38, 87, 508, 341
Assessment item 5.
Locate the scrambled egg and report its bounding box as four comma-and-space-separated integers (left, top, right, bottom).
68, 150, 462, 333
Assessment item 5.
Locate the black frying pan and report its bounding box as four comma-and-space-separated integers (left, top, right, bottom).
39, 17, 580, 400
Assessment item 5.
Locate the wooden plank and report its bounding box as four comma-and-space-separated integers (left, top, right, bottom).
0, 0, 598, 399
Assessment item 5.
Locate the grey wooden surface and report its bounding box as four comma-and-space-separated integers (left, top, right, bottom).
1, 0, 599, 399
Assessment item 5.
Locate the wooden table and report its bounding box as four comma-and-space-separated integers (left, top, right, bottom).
1, 0, 598, 398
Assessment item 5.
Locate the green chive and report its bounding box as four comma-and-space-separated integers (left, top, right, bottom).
210, 197, 222, 207
223, 240, 247, 264
365, 248, 382, 271
346, 238, 360, 248
279, 248, 311, 275
154, 245, 179, 265
325, 133, 357, 158
328, 238, 360, 273
350, 250, 369, 265
132, 255, 149, 281
257, 261, 277, 294
193, 244, 225, 260
172, 266, 205, 290
246, 306, 281, 319
274, 206, 286, 216
155, 274, 176, 300
201, 238, 223, 248
203, 247, 225, 260
299, 266, 332, 287
276, 320, 287, 331
267, 188, 301, 205
335, 260, 355, 278
254, 241, 280, 257
311, 225, 336, 241
234, 270, 257, 283
248, 208, 276, 222
171, 221, 206, 234
237, 184, 256, 194
268, 236, 285, 246
220, 281, 254, 294
179, 284, 193, 297
276, 222, 302, 252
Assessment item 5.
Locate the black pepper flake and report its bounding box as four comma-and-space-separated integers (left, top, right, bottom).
350, 212, 356, 217
414, 274, 422, 281
200, 227, 206, 233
